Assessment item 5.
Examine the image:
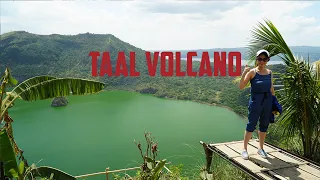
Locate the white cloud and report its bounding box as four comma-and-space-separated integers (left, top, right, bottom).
1, 1, 319, 50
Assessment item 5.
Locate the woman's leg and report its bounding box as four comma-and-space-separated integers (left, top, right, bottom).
257, 128, 268, 158
257, 96, 272, 158
258, 131, 267, 149
242, 130, 253, 159
244, 130, 253, 150
245, 103, 260, 150
243, 95, 261, 159
243, 110, 258, 159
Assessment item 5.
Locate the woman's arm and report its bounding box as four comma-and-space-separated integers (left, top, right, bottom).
239, 66, 252, 90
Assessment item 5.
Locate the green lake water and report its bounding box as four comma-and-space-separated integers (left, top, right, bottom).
9, 91, 247, 179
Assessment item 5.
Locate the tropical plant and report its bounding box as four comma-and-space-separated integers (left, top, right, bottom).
0, 67, 105, 179
134, 132, 166, 180
245, 19, 320, 160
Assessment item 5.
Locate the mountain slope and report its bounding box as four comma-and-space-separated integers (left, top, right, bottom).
0, 31, 290, 117
0, 31, 149, 81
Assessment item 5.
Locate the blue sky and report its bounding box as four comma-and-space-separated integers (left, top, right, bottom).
1, 1, 320, 50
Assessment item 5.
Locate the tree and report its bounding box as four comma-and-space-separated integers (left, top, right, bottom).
246, 19, 320, 160
0, 67, 105, 179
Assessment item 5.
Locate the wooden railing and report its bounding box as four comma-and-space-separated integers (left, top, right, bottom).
74, 162, 171, 179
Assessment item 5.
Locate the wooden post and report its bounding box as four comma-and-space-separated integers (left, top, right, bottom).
105, 167, 109, 180
200, 141, 213, 173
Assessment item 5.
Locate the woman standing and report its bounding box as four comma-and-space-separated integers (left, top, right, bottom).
239, 49, 275, 160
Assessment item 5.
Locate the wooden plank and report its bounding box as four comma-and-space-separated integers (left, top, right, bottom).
226, 141, 279, 159
269, 151, 320, 178
257, 171, 291, 180
274, 166, 320, 180
233, 157, 264, 173
249, 140, 278, 153
264, 142, 317, 164
298, 164, 320, 178
249, 154, 290, 170
251, 143, 320, 178
209, 140, 246, 146
268, 151, 305, 164
226, 141, 296, 180
260, 162, 308, 172
265, 171, 289, 180
227, 142, 280, 168
227, 142, 257, 155
256, 172, 275, 180
215, 145, 239, 158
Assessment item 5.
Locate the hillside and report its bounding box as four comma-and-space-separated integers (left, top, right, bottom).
0, 31, 151, 82
0, 31, 291, 117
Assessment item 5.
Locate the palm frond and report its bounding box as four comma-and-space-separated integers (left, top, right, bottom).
246, 19, 295, 66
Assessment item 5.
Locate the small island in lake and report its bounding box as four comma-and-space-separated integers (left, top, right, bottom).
51, 96, 69, 107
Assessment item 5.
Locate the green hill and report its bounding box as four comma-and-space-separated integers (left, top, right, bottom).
0, 31, 149, 80
0, 31, 292, 117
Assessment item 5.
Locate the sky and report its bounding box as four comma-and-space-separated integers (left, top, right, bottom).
1, 0, 320, 50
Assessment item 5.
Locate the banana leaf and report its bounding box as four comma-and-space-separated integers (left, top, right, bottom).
0, 129, 19, 178
30, 166, 76, 180
1, 76, 105, 119
8, 76, 105, 102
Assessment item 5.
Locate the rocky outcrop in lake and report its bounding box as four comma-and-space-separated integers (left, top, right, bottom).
51, 96, 68, 107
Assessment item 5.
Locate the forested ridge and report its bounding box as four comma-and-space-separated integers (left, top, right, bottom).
0, 31, 308, 117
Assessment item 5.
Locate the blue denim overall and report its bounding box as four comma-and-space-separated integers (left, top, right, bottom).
246, 69, 273, 132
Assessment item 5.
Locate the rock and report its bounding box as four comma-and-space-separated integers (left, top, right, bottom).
51, 96, 68, 107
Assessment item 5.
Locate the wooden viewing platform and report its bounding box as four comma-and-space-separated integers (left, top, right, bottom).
200, 139, 320, 180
